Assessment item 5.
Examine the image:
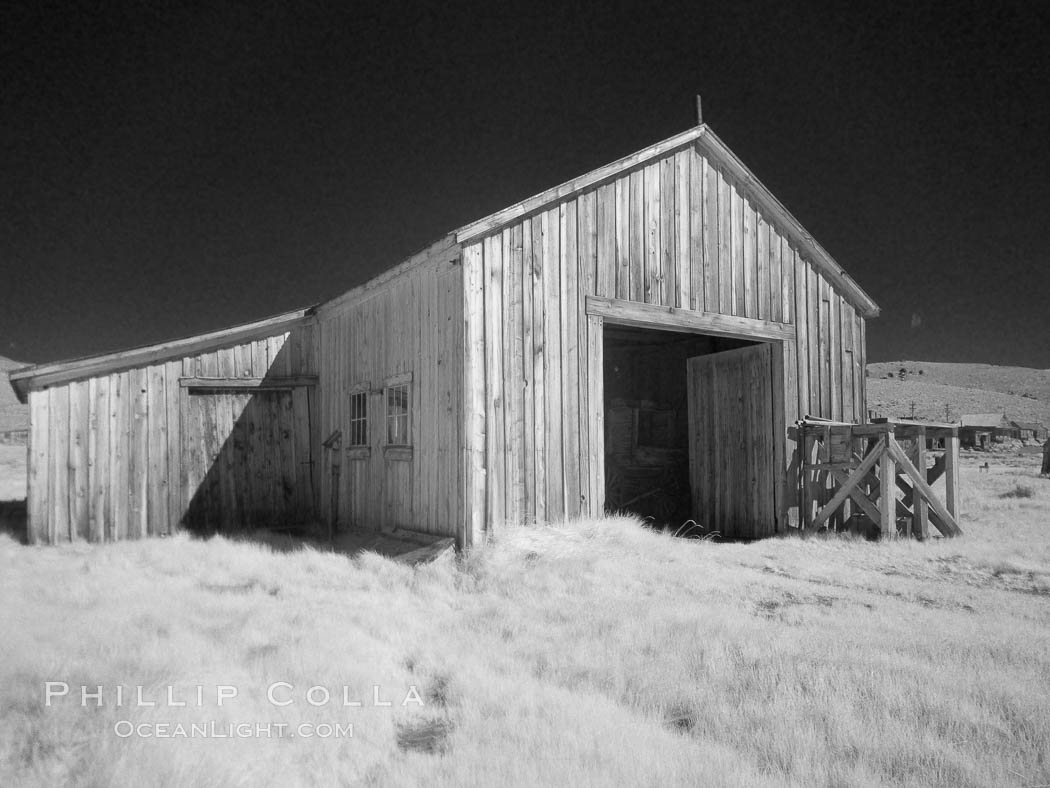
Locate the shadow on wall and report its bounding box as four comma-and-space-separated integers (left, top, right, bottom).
0, 500, 27, 543
181, 336, 318, 537
0, 437, 28, 542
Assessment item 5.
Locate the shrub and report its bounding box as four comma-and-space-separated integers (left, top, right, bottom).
1001, 484, 1035, 499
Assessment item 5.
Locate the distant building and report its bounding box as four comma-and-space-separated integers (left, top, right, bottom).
959, 414, 1020, 448
1010, 421, 1048, 442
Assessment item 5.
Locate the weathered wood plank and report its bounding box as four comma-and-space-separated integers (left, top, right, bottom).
28, 391, 49, 544
793, 249, 810, 417
782, 338, 800, 526
771, 340, 787, 531
49, 386, 69, 542
830, 291, 842, 422
293, 385, 312, 522
768, 224, 781, 323
110, 373, 128, 539
595, 184, 614, 299
179, 376, 318, 389
164, 360, 182, 532
629, 169, 644, 302
506, 224, 526, 523
577, 190, 596, 515
562, 200, 581, 518
717, 167, 731, 314
743, 196, 756, 318
86, 378, 99, 541
462, 242, 486, 548
585, 296, 794, 341
879, 447, 896, 535
146, 365, 168, 536
68, 380, 90, 540
530, 215, 547, 523
484, 233, 506, 530
703, 156, 719, 311
945, 435, 960, 520
521, 218, 536, 523
128, 369, 148, 537
819, 278, 832, 419
612, 179, 629, 300
688, 146, 704, 311
543, 207, 565, 518
675, 148, 690, 309
807, 263, 820, 416
731, 182, 745, 316
586, 314, 604, 516
659, 156, 675, 306
911, 436, 929, 539
757, 215, 770, 321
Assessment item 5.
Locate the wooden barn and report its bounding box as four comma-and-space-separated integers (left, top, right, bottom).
9, 122, 880, 547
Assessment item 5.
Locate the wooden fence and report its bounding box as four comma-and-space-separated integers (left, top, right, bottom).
792, 420, 962, 539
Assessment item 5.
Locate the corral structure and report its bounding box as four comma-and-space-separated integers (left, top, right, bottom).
10, 122, 881, 547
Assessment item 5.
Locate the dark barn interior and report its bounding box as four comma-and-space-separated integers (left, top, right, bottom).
603, 325, 756, 532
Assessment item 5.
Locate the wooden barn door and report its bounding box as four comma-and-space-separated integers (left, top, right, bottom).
183, 388, 312, 530
686, 344, 776, 539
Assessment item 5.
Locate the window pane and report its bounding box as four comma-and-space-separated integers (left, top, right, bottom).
386, 383, 410, 445
349, 391, 367, 446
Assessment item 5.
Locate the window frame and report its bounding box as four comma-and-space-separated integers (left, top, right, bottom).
383, 372, 413, 460
346, 382, 371, 461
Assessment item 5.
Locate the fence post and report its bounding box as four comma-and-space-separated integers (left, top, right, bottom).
880, 446, 896, 536
945, 432, 960, 519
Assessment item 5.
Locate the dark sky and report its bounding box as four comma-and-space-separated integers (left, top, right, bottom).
2, 1, 1048, 367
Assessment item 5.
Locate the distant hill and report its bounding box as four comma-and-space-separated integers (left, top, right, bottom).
867, 361, 1050, 426
0, 355, 30, 433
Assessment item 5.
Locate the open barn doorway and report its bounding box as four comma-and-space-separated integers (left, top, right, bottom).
602, 325, 777, 538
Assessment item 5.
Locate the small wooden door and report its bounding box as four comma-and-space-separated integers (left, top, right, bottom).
183, 388, 311, 530
686, 344, 776, 539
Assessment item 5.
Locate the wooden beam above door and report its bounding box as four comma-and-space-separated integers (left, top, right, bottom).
585, 296, 794, 343
179, 376, 318, 390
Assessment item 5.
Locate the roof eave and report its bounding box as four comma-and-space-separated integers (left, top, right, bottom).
455, 123, 880, 319
7, 305, 318, 402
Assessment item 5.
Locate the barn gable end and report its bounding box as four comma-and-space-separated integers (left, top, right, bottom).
458, 124, 878, 545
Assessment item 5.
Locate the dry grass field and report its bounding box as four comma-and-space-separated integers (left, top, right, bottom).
1, 452, 1048, 787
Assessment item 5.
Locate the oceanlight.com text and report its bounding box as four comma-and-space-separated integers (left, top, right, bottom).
112, 721, 354, 739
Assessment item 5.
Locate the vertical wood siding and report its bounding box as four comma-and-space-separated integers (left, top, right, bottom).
26, 324, 318, 544
316, 256, 463, 540
463, 141, 867, 532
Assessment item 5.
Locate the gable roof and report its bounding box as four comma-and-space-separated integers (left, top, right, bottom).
454, 123, 880, 319
960, 413, 1011, 428
1011, 420, 1045, 431
7, 306, 316, 403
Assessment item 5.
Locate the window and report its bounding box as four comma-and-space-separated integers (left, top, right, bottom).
348, 390, 368, 447
386, 382, 410, 445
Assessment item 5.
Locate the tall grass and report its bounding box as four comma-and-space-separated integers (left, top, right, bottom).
1, 456, 1049, 786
